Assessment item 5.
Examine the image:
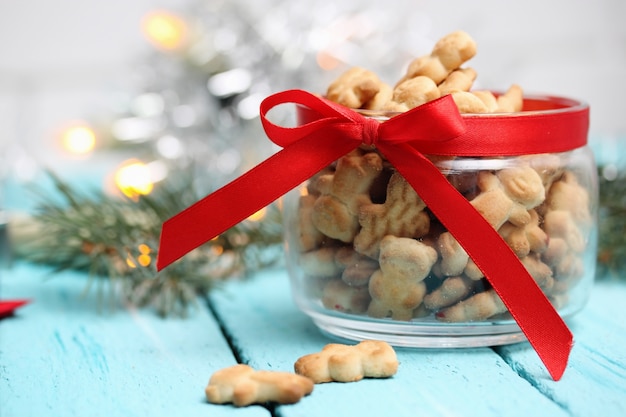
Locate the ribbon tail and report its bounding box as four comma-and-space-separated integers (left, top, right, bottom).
156, 134, 359, 271
383, 143, 573, 381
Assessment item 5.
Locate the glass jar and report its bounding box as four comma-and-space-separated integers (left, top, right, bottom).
283, 95, 597, 347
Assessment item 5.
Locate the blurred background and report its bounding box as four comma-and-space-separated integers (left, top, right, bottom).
1, 0, 624, 193
0, 0, 624, 302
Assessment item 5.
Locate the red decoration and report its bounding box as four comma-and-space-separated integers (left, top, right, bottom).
157, 89, 589, 381
0, 299, 30, 319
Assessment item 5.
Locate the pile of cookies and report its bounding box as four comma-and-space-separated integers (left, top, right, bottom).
291, 31, 593, 323
325, 30, 523, 114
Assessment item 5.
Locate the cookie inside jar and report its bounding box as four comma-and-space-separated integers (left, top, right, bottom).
287, 146, 594, 324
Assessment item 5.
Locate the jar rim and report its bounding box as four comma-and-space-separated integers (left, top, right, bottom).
356, 92, 589, 121
296, 91, 589, 155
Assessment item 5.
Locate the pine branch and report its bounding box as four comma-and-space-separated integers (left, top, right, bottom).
12, 170, 284, 316
596, 165, 626, 280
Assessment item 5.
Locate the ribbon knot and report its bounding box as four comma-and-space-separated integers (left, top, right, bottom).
361, 117, 380, 147
158, 88, 588, 381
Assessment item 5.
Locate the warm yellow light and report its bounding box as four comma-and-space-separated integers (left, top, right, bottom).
114, 160, 154, 199
247, 207, 267, 222
142, 10, 187, 50
138, 244, 151, 255
138, 254, 151, 267
61, 125, 96, 155
126, 256, 137, 269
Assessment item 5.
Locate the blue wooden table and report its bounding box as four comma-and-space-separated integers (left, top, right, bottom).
1, 261, 625, 417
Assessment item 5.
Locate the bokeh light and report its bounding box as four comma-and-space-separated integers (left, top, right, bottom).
141, 10, 188, 50
137, 244, 152, 267
247, 207, 267, 222
125, 244, 153, 269
60, 124, 96, 155
114, 159, 154, 199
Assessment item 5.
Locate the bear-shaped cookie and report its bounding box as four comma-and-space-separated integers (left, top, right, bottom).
205, 364, 314, 407
354, 171, 430, 259
368, 235, 438, 320
397, 30, 477, 85
294, 340, 398, 383
437, 165, 546, 276
312, 150, 383, 242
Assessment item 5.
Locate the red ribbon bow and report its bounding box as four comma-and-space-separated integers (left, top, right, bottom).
158, 89, 588, 381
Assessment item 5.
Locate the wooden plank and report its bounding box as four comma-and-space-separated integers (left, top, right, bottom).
209, 268, 570, 417
0, 262, 269, 417
496, 282, 626, 417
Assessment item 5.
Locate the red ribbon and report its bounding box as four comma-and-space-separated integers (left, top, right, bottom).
158, 89, 588, 381
0, 299, 30, 319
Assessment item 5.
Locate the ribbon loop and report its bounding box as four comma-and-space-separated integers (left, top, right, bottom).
158, 88, 587, 381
